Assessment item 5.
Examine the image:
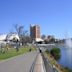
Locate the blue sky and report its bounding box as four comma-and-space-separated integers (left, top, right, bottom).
0, 0, 72, 39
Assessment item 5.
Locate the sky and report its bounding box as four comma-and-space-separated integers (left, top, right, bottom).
0, 0, 72, 39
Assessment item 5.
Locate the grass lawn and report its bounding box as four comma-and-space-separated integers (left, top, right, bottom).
0, 47, 36, 60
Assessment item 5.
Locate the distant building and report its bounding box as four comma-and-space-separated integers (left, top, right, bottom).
30, 24, 43, 43
6, 33, 20, 41
30, 24, 40, 39
0, 33, 20, 42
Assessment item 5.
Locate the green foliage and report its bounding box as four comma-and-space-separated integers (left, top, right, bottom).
45, 49, 49, 54
50, 48, 61, 60
0, 47, 36, 60
64, 67, 72, 72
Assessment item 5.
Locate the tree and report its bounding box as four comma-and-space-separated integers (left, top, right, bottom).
14, 24, 32, 45
47, 35, 55, 43
20, 35, 32, 45
14, 24, 24, 36
12, 37, 18, 42
44, 39, 49, 44
50, 48, 61, 60
41, 35, 46, 40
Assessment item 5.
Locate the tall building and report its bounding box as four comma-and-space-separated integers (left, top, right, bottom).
30, 24, 41, 39
30, 24, 43, 42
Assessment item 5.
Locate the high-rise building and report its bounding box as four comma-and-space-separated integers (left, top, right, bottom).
30, 24, 43, 42
30, 24, 41, 40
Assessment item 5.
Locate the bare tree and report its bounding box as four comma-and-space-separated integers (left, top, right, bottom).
14, 24, 31, 45
47, 35, 55, 43
14, 24, 24, 36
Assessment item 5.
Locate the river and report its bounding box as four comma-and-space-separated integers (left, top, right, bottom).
57, 45, 72, 69
37, 44, 72, 69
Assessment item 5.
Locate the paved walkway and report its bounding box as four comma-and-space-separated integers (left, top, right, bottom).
34, 53, 46, 72
0, 51, 38, 72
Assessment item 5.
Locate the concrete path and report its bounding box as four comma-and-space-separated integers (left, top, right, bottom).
34, 53, 46, 72
0, 51, 38, 72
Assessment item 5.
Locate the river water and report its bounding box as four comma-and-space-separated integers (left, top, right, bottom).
56, 45, 72, 69
37, 44, 72, 69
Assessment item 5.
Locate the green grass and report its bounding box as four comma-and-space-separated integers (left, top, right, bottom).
0, 47, 36, 60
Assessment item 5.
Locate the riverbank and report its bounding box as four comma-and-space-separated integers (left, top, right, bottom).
44, 50, 72, 72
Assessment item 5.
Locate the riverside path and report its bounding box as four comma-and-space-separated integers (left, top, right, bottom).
0, 51, 38, 72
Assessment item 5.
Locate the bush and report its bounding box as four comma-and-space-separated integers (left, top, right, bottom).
50, 48, 61, 60
45, 49, 49, 54
64, 67, 72, 72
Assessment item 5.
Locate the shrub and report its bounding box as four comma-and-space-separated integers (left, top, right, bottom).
45, 49, 49, 54
64, 67, 72, 72
50, 48, 61, 60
